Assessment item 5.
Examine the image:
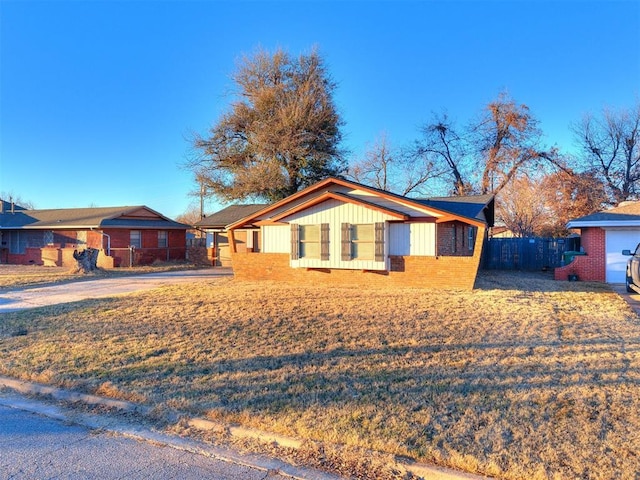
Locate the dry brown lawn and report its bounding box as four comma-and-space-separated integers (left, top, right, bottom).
0, 271, 638, 479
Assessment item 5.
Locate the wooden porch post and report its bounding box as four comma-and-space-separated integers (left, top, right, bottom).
228, 228, 237, 254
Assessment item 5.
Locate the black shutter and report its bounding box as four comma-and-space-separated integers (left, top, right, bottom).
341, 223, 352, 261
320, 223, 330, 261
374, 222, 385, 262
291, 224, 300, 260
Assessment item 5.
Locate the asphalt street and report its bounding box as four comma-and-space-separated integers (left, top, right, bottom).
0, 398, 291, 480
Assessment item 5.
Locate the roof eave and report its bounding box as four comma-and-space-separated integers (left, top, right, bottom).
567, 221, 640, 228
227, 177, 493, 230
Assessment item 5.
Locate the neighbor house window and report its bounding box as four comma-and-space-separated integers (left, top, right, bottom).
291, 224, 329, 261
341, 223, 385, 262
44, 231, 54, 245
158, 230, 168, 248
130, 230, 141, 248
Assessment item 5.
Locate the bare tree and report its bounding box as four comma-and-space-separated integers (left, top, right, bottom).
0, 192, 35, 209
412, 95, 564, 198
189, 48, 345, 202
573, 102, 640, 204
497, 175, 552, 237
347, 133, 443, 196
415, 114, 471, 195
348, 133, 395, 191
176, 205, 203, 226
539, 169, 608, 236
497, 168, 607, 237
472, 92, 555, 195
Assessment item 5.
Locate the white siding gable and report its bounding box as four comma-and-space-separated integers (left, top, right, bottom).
285, 199, 391, 270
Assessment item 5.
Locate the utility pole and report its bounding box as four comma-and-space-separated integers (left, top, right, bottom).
199, 179, 206, 239
200, 181, 205, 220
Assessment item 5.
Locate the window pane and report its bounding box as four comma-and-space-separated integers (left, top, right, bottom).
300, 225, 319, 241
130, 231, 141, 248
300, 225, 320, 259
301, 242, 320, 259
353, 241, 374, 260
158, 231, 168, 248
353, 224, 373, 242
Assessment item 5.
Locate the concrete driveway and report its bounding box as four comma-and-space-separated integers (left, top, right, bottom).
611, 283, 640, 316
0, 268, 232, 313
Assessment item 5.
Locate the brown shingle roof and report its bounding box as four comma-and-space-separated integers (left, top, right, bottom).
0, 206, 188, 230
568, 201, 640, 226
195, 204, 268, 229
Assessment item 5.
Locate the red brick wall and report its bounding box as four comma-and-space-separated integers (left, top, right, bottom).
7, 248, 44, 265
437, 222, 475, 257
554, 227, 606, 282
231, 227, 486, 290
102, 228, 186, 266
2, 228, 186, 267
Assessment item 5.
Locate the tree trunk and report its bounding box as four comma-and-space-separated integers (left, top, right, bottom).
73, 248, 100, 273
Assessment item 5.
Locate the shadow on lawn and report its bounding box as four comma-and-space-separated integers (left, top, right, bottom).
97, 333, 640, 418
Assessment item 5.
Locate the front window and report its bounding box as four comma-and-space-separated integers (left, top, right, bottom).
341, 222, 385, 262
130, 230, 141, 248
351, 224, 374, 260
291, 224, 329, 261
158, 230, 168, 248
300, 225, 320, 259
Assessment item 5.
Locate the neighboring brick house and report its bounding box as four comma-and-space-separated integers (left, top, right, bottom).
0, 199, 188, 267
195, 204, 267, 266
555, 201, 640, 283
224, 178, 494, 290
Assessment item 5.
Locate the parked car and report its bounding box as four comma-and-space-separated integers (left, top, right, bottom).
622, 243, 640, 293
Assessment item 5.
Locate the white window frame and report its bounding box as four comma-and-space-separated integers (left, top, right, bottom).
130, 230, 142, 249
300, 224, 320, 259
351, 224, 375, 261
468, 227, 475, 251
158, 230, 168, 248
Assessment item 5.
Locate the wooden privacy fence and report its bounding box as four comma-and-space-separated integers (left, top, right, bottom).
482, 237, 581, 271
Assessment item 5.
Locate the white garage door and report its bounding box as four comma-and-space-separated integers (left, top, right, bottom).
605, 229, 640, 283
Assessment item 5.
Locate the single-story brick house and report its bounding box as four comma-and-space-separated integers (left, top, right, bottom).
195, 204, 267, 266
0, 199, 189, 267
555, 201, 640, 283
224, 177, 494, 289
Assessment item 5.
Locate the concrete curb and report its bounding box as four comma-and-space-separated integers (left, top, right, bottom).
0, 376, 490, 480
0, 376, 151, 414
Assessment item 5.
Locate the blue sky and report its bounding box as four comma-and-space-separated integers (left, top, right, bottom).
1, 0, 638, 219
